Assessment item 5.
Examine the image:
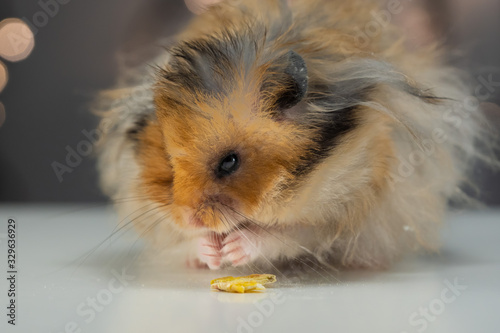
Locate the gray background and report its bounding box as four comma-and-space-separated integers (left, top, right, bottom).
0, 0, 499, 204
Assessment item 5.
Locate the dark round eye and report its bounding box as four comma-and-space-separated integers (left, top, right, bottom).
215, 153, 240, 178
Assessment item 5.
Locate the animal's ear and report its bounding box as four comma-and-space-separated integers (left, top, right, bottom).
276, 50, 309, 110
263, 50, 309, 112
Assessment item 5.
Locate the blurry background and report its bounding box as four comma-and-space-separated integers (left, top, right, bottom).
0, 0, 499, 204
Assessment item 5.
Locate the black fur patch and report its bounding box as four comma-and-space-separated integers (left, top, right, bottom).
127, 115, 150, 142
161, 33, 310, 115
162, 36, 244, 97
289, 84, 373, 178
293, 106, 358, 177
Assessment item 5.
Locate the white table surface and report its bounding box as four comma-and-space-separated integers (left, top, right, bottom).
0, 204, 499, 333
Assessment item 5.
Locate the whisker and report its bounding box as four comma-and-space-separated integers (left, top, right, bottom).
125, 209, 171, 259
110, 201, 160, 236
220, 203, 340, 282
68, 202, 170, 277
111, 193, 172, 205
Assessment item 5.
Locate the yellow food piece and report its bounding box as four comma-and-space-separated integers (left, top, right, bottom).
210, 274, 277, 293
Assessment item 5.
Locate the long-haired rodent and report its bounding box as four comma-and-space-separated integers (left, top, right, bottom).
96, 0, 498, 270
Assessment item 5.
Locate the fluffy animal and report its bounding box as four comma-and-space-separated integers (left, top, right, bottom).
96, 0, 495, 270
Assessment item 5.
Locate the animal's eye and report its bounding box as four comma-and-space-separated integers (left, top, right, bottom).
216, 153, 240, 178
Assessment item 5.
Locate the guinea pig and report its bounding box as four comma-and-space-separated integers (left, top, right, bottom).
96, 0, 497, 270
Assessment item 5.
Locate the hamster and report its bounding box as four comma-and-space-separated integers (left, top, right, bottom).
96, 0, 497, 270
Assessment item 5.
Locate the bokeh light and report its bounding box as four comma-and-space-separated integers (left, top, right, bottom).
0, 61, 7, 93
0, 101, 6, 128
0, 18, 35, 62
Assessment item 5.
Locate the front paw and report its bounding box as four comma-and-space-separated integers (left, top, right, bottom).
222, 229, 261, 267
196, 233, 224, 270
